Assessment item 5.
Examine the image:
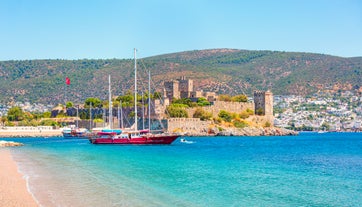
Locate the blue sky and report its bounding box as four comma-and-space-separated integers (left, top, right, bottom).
0, 0, 361, 60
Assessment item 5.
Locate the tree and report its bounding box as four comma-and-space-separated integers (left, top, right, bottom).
66, 101, 73, 108
23, 111, 34, 121
1, 116, 8, 126
172, 98, 193, 107
232, 94, 248, 102
7, 106, 24, 121
116, 92, 134, 107
85, 97, 102, 108
43, 111, 51, 118
197, 97, 211, 106
40, 119, 58, 126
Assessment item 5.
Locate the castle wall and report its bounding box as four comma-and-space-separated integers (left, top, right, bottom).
167, 118, 211, 134
185, 101, 254, 118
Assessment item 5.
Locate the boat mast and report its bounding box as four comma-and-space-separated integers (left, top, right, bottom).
117, 105, 120, 128
108, 75, 112, 129
120, 100, 124, 128
89, 102, 92, 130
76, 106, 79, 128
142, 91, 145, 130
148, 68, 151, 130
134, 48, 138, 131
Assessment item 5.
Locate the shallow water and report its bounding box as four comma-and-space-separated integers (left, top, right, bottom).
7, 132, 362, 207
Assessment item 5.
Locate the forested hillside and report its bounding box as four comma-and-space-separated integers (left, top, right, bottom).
0, 49, 361, 104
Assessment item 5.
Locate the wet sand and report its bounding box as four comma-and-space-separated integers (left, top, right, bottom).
0, 149, 38, 207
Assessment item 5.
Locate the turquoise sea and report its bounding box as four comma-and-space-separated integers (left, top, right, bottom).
5, 132, 362, 207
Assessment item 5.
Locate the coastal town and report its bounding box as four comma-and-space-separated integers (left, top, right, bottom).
274, 90, 362, 131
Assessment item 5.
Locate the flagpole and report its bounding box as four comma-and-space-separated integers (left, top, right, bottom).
65, 77, 70, 107
64, 77, 66, 107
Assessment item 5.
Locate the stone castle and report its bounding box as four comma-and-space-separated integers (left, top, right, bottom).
152, 77, 274, 128
56, 77, 274, 133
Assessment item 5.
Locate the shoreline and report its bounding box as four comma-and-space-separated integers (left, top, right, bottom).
0, 129, 62, 138
0, 149, 38, 207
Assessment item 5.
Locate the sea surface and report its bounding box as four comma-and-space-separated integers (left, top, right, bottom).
5, 132, 362, 207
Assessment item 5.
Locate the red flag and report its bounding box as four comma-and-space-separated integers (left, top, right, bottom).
65, 77, 70, 85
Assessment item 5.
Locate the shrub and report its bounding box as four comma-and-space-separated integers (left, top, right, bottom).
197, 97, 211, 106
233, 120, 249, 128
218, 94, 232, 102
193, 108, 212, 121
256, 108, 264, 115
218, 110, 232, 122
166, 105, 188, 118
264, 121, 271, 127
231, 94, 248, 102
40, 119, 58, 126
246, 108, 254, 115
93, 118, 104, 123
240, 111, 250, 119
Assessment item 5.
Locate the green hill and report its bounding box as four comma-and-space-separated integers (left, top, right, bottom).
0, 49, 361, 104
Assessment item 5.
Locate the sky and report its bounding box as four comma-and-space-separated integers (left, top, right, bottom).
0, 0, 361, 60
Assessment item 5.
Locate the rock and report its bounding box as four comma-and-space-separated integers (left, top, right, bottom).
214, 127, 298, 136
0, 141, 24, 147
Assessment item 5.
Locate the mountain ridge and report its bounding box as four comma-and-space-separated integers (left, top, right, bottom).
0, 49, 361, 105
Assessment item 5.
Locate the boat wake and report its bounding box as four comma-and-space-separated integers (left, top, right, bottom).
180, 138, 194, 144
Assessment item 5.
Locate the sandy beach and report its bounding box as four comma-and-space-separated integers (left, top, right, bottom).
0, 149, 38, 207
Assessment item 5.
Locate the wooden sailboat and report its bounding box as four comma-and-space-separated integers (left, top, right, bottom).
89, 49, 180, 144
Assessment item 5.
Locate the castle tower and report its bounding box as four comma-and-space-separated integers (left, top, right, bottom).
264, 90, 273, 116
164, 80, 180, 100
253, 90, 273, 116
179, 76, 193, 99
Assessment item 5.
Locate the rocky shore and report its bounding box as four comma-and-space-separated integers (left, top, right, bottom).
183, 126, 298, 137
0, 141, 24, 147
216, 127, 298, 136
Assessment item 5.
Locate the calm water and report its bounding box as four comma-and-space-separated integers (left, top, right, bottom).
6, 132, 362, 207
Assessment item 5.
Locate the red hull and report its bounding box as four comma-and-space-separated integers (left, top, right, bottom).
89, 134, 180, 145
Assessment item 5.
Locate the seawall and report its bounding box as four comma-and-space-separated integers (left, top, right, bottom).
0, 127, 62, 137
